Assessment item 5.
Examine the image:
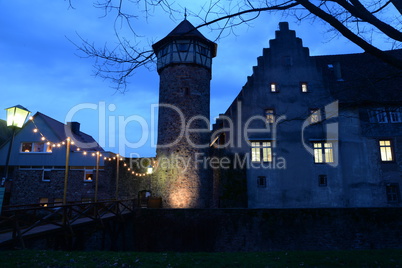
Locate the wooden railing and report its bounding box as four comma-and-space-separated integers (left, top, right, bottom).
0, 199, 136, 248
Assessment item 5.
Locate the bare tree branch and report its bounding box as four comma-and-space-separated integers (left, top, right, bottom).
69, 0, 402, 91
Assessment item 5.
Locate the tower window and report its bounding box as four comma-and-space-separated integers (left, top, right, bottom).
379, 140, 393, 162
301, 82, 308, 92
183, 87, 190, 96
177, 43, 189, 52
198, 45, 208, 56
270, 83, 278, 92
160, 46, 169, 56
257, 176, 267, 188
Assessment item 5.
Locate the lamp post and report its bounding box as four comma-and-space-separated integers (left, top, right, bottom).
2, 105, 30, 185
115, 154, 120, 200
62, 137, 71, 205
94, 151, 100, 202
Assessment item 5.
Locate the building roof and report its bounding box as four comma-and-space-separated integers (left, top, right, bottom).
0, 119, 13, 147
165, 19, 209, 40
33, 112, 103, 151
152, 19, 217, 56
315, 49, 402, 105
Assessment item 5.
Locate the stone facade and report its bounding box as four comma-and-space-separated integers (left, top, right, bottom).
151, 20, 216, 208
211, 22, 402, 208
8, 167, 112, 206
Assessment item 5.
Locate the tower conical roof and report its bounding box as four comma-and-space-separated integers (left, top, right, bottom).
166, 19, 209, 40
153, 19, 216, 56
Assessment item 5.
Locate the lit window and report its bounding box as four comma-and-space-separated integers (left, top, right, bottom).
251, 142, 261, 162
270, 83, 278, 92
301, 82, 308, 92
313, 142, 334, 163
262, 142, 272, 162
21, 142, 32, 152
39, 198, 48, 207
21, 142, 52, 153
265, 109, 275, 124
389, 108, 402, 123
251, 141, 272, 162
318, 175, 327, 186
257, 176, 267, 188
84, 170, 94, 182
310, 109, 321, 124
379, 140, 393, 162
386, 183, 400, 203
42, 170, 51, 182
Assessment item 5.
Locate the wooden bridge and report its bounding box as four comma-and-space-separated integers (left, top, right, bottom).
0, 199, 136, 249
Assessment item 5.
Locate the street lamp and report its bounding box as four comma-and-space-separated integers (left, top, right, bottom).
2, 105, 30, 185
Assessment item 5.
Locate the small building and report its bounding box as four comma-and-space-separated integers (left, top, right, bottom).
0, 112, 113, 206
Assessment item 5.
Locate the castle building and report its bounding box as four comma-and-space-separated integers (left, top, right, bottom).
212, 22, 402, 208
151, 19, 217, 208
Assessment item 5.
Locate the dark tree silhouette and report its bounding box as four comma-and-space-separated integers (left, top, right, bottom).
70, 0, 402, 91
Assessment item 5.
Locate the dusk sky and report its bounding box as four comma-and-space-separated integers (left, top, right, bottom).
1, 0, 385, 157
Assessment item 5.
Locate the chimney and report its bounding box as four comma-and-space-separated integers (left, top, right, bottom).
67, 122, 80, 134
279, 22, 289, 31
334, 62, 344, 81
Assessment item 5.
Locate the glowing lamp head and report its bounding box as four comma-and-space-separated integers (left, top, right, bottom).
5, 105, 30, 128
147, 165, 153, 174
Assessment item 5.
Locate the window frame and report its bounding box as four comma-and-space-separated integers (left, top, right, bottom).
20, 142, 52, 153
386, 183, 400, 203
300, 82, 308, 93
379, 139, 394, 162
257, 176, 267, 188
318, 175, 327, 187
42, 169, 51, 182
270, 83, 279, 93
264, 108, 275, 124
251, 141, 273, 163
310, 109, 321, 124
389, 108, 402, 123
39, 197, 49, 207
368, 107, 402, 123
313, 142, 335, 164
84, 169, 94, 182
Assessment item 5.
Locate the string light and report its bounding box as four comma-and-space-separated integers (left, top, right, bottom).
30, 116, 151, 178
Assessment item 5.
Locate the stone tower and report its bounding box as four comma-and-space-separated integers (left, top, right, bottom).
152, 19, 217, 208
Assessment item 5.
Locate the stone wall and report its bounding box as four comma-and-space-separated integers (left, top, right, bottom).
156, 64, 213, 208
15, 208, 402, 251
9, 168, 113, 205
124, 208, 402, 252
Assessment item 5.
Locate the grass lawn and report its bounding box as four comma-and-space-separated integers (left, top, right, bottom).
0, 249, 401, 267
